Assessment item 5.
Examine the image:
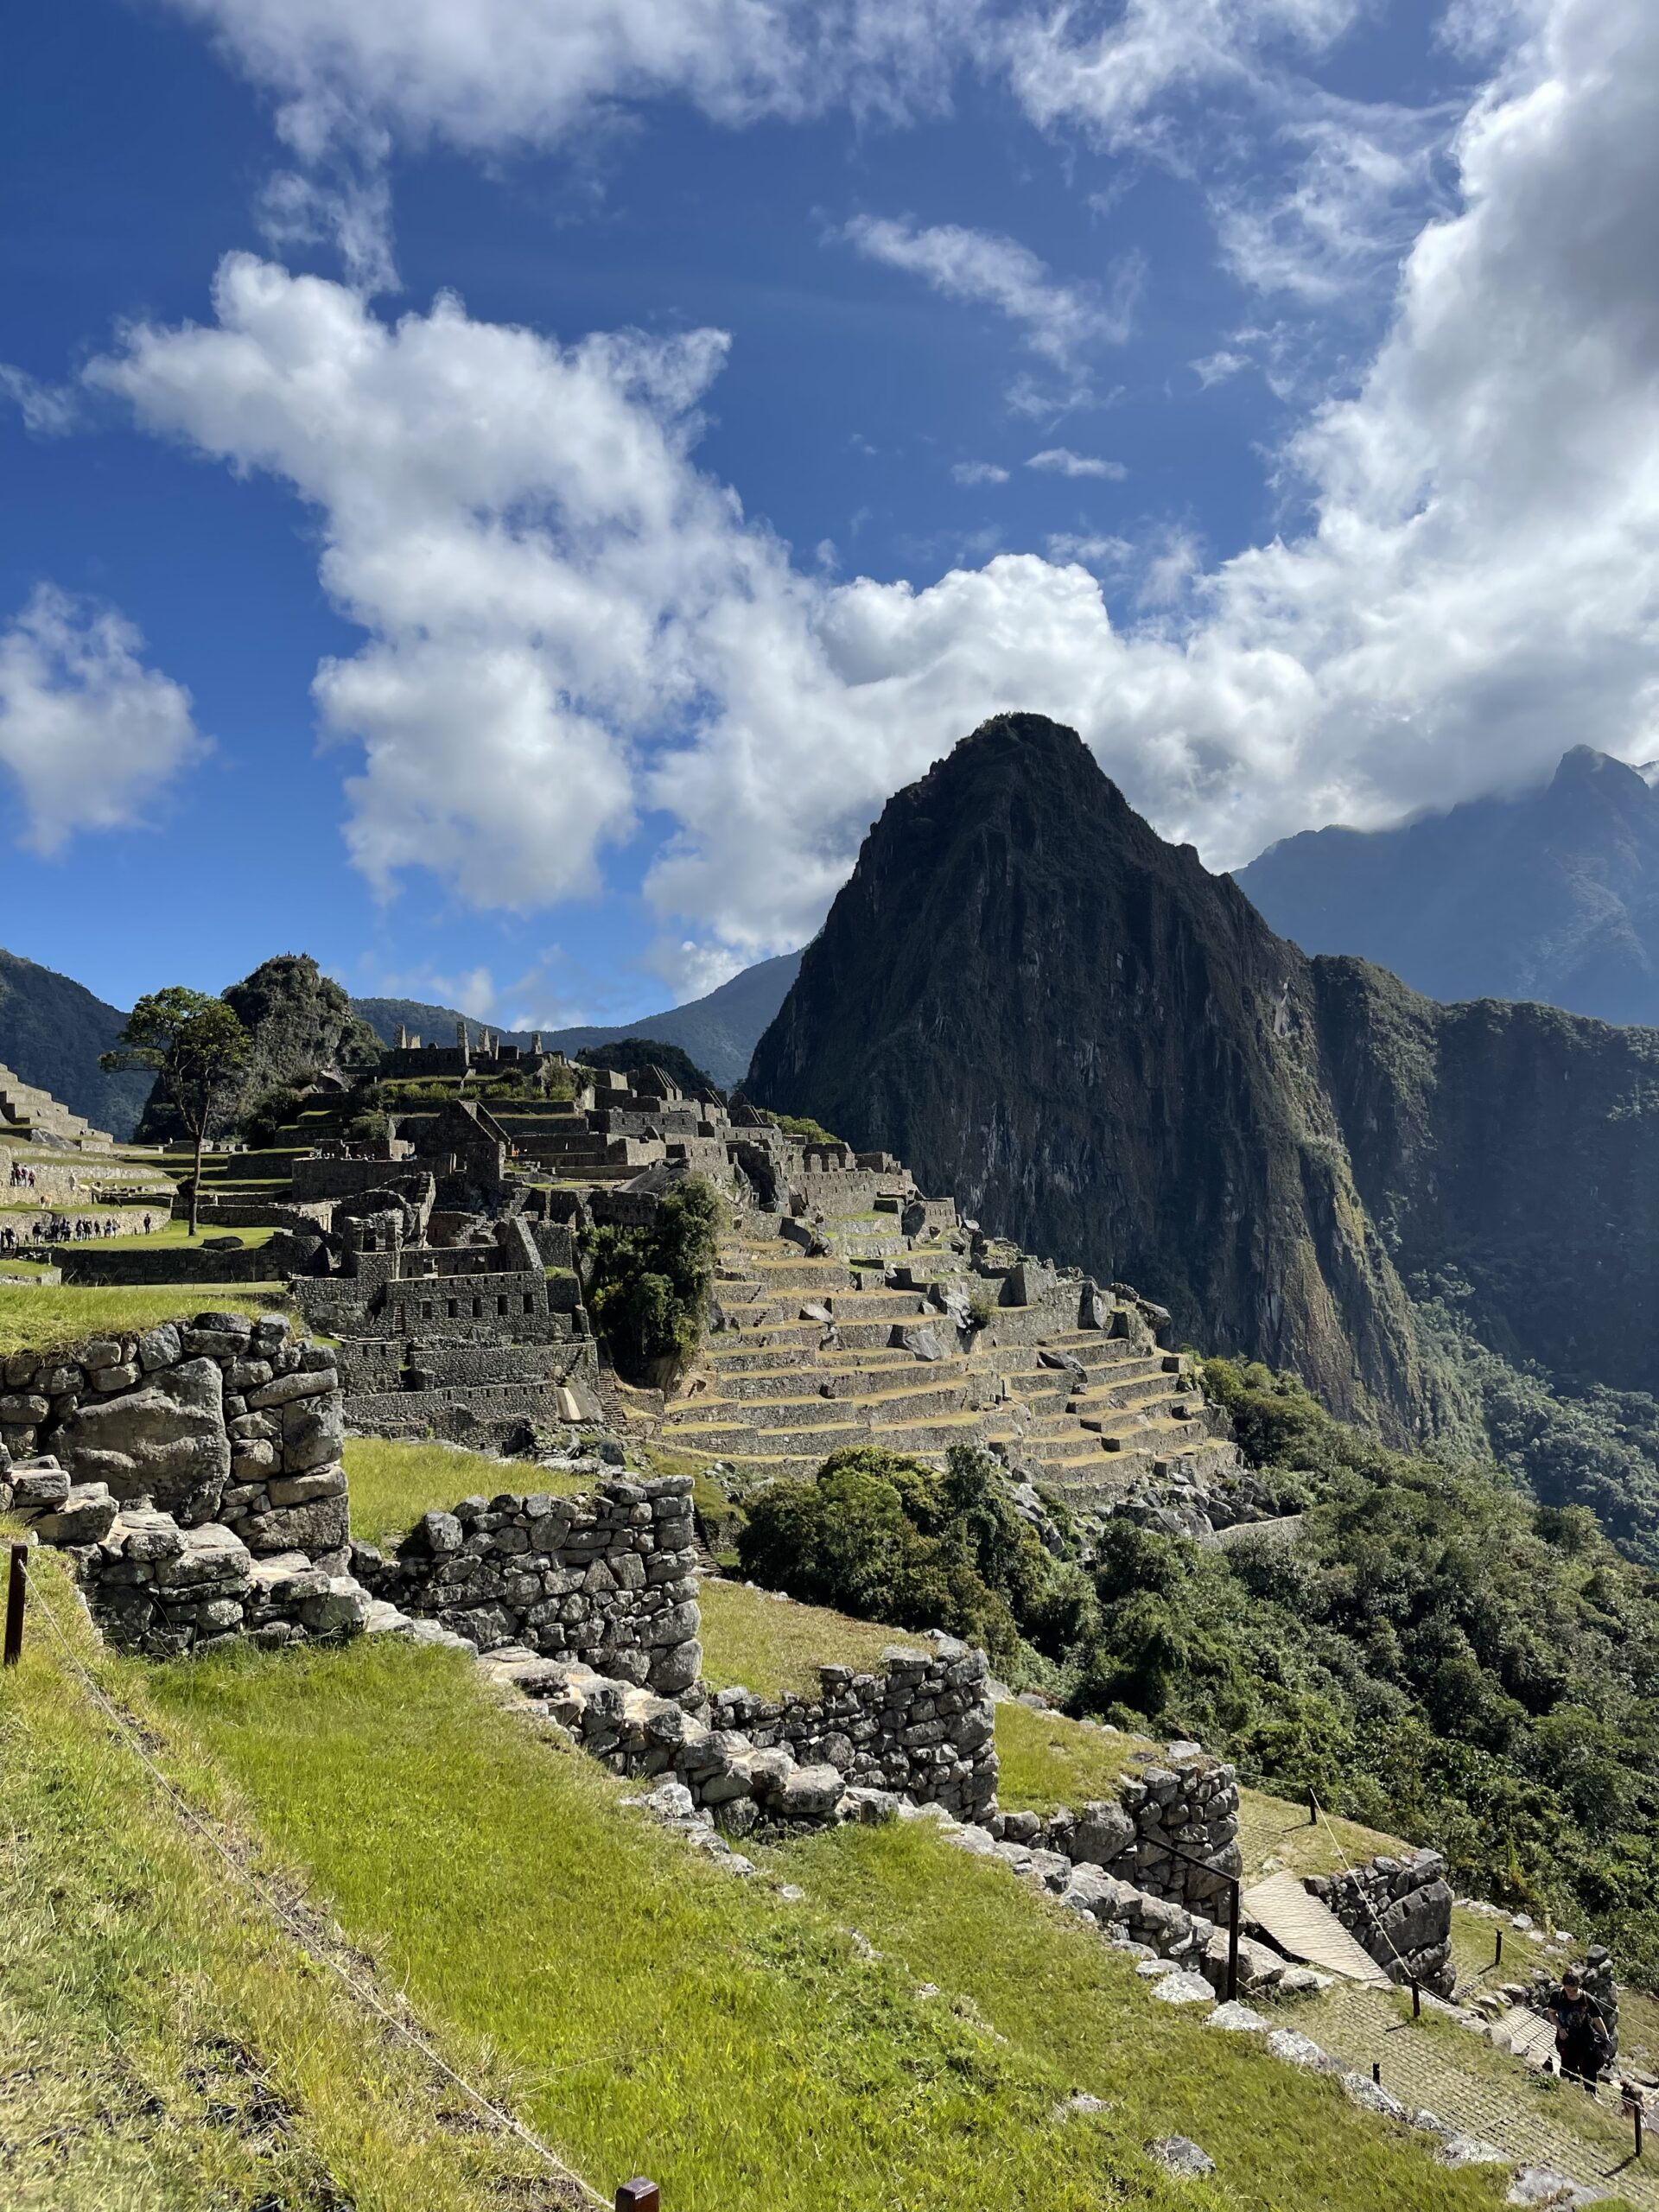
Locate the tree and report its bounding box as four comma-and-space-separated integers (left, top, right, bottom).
101, 989, 251, 1236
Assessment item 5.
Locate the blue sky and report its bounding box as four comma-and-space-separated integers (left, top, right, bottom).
3, 0, 1656, 1026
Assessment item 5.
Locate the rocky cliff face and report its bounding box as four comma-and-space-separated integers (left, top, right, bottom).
748, 715, 1659, 1433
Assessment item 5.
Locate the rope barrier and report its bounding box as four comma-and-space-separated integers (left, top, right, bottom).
15, 1553, 611, 2211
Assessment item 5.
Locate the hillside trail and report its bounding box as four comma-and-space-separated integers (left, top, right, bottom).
1301, 1980, 1654, 2207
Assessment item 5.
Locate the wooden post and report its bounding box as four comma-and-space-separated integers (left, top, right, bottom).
1307, 1787, 1318, 1827
1372, 2062, 1382, 2087
1622, 2085, 1644, 2160
617, 2183, 660, 2211
1226, 1876, 1240, 2006
3, 1543, 26, 1668
1494, 1929, 1503, 1969
1411, 1979, 1421, 2019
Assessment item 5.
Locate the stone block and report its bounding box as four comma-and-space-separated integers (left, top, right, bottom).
29, 1481, 118, 1544
53, 1357, 230, 1522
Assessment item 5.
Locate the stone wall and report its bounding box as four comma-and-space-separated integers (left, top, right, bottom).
707, 1638, 997, 1821
53, 1243, 298, 1287
1001, 1741, 1243, 1918
0, 1309, 369, 1658
486, 1631, 995, 1832
1306, 1852, 1455, 1997
357, 1477, 703, 1700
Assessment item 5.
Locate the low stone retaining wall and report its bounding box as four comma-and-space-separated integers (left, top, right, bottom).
52, 1243, 298, 1287
707, 1640, 996, 1820
357, 1477, 703, 1700
1306, 1851, 1455, 1997
995, 1741, 1243, 1917
480, 1630, 994, 1828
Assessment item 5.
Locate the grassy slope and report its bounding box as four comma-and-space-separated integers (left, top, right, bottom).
0, 1546, 573, 2212
343, 1437, 594, 1549
0, 1286, 292, 1357
152, 1636, 1504, 2212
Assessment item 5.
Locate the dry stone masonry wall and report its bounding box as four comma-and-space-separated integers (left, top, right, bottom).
0, 1310, 391, 1657
1306, 1852, 1455, 1997
356, 1478, 703, 1700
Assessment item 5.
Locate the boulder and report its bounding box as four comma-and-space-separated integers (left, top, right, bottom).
52, 1357, 230, 1522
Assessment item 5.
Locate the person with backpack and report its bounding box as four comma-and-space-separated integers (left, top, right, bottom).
1548, 1970, 1611, 2086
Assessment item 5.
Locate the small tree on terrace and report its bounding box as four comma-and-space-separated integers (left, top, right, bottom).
101, 988, 251, 1236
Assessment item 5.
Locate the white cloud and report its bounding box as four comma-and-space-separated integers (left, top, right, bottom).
1192, 348, 1249, 387
1213, 99, 1452, 305
1046, 532, 1133, 569
952, 461, 1011, 486
842, 214, 1141, 366
998, 0, 1363, 151
162, 0, 966, 162
0, 587, 207, 854
1027, 448, 1127, 479
84, 0, 1659, 968
0, 365, 80, 435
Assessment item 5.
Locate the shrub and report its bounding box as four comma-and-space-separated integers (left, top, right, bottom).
736, 1444, 1091, 1672
579, 1175, 721, 1382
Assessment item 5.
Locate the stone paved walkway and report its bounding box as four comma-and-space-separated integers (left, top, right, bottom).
1308, 1983, 1655, 2209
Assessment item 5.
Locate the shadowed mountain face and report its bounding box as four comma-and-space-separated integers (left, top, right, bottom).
1237, 747, 1659, 1025
748, 715, 1659, 1436
353, 949, 803, 1094
0, 950, 154, 1140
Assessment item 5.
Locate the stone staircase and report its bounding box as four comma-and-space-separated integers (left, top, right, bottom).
659, 1217, 1236, 1511
0, 1063, 115, 1150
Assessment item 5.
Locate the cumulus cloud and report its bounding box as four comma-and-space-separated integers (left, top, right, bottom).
82, 0, 1659, 970
1027, 447, 1127, 479
952, 460, 1011, 486
842, 213, 1141, 370
0, 587, 207, 854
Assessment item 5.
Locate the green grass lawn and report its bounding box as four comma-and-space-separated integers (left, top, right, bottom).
342, 1436, 594, 1549
0, 1285, 294, 1357
0, 1546, 570, 2212
771, 1818, 1507, 2212
991, 1695, 1151, 1810
698, 1576, 907, 1694
148, 1635, 1511, 2212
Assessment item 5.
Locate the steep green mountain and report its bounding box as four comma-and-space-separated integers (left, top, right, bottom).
353, 949, 801, 1092
747, 715, 1659, 1491
0, 949, 153, 1139
136, 954, 384, 1141
1238, 746, 1659, 1024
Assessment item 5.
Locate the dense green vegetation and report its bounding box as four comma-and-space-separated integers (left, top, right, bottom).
1414, 1281, 1659, 1570
578, 1173, 721, 1381
1073, 1359, 1659, 1980
737, 1444, 1090, 1679
737, 1382, 1659, 1983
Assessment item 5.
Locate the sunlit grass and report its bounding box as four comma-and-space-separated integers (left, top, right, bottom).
0, 1285, 291, 1357
0, 1546, 575, 2212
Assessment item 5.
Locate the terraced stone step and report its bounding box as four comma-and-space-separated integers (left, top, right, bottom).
665, 1408, 987, 1459
664, 1377, 970, 1432
684, 1355, 974, 1401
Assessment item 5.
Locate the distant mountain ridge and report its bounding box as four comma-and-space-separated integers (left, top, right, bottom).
353, 950, 802, 1092
1237, 747, 1659, 1024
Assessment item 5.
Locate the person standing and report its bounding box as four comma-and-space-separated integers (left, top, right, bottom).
1548, 1971, 1611, 2087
